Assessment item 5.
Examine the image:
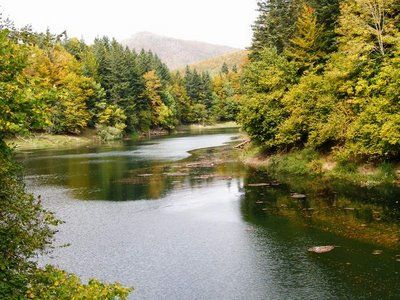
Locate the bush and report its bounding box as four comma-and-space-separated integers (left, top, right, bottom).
96, 125, 125, 141
0, 142, 59, 297
268, 149, 320, 176
95, 103, 127, 140
238, 47, 297, 150
26, 266, 131, 299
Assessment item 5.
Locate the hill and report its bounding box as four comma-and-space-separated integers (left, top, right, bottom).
175, 50, 249, 75
121, 32, 239, 69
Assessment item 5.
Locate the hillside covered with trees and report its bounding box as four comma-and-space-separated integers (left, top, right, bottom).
239, 0, 400, 162
0, 19, 242, 143
176, 50, 248, 75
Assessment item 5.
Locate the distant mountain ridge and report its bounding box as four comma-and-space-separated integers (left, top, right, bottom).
121, 32, 239, 69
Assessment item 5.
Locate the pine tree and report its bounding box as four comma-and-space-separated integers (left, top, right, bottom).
250, 0, 302, 56
285, 1, 325, 73
232, 64, 238, 73
250, 0, 340, 58
221, 62, 229, 74
308, 0, 340, 53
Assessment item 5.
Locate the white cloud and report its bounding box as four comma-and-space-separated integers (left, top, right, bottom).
0, 0, 258, 48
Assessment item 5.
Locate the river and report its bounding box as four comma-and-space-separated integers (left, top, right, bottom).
18, 128, 400, 299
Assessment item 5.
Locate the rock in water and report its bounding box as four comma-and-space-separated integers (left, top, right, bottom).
291, 193, 307, 199
247, 183, 270, 187
308, 246, 335, 253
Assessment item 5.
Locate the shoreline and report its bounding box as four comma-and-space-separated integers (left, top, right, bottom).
6, 133, 98, 151
6, 122, 240, 151
239, 143, 400, 187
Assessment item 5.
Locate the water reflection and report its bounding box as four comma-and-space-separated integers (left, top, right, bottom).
240, 172, 400, 299
20, 131, 240, 201
241, 169, 400, 248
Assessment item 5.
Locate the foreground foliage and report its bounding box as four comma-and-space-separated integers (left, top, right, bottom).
26, 266, 131, 299
0, 143, 58, 297
0, 140, 132, 298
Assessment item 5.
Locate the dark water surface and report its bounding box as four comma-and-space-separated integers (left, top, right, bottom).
19, 129, 400, 299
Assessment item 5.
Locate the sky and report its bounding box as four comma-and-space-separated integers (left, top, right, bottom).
0, 0, 258, 48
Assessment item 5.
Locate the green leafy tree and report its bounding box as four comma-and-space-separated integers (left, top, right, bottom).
143, 70, 175, 129
0, 29, 46, 135
95, 102, 127, 141
239, 48, 297, 148
24, 45, 95, 134
212, 72, 240, 122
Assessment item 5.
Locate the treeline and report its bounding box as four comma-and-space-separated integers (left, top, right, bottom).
0, 19, 241, 141
240, 0, 400, 160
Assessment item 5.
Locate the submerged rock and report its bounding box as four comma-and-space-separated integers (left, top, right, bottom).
344, 207, 355, 211
291, 193, 307, 199
247, 183, 270, 187
308, 245, 335, 253
163, 172, 189, 177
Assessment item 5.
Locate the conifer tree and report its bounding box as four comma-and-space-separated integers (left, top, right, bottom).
221, 62, 229, 74
285, 1, 325, 73
250, 0, 302, 56
232, 64, 238, 73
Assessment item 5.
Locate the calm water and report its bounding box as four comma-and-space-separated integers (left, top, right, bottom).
19, 129, 400, 299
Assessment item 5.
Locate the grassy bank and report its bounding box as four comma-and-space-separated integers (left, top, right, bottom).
240, 143, 400, 187
6, 131, 99, 151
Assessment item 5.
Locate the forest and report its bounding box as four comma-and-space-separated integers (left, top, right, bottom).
0, 19, 240, 142
241, 0, 400, 161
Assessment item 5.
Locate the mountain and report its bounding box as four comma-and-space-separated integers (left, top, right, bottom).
121, 32, 239, 69
176, 50, 249, 75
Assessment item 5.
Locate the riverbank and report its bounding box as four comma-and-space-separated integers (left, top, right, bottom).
6, 132, 98, 151
6, 123, 240, 151
240, 143, 400, 187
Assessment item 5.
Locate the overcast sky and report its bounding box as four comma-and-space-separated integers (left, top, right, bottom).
0, 0, 258, 48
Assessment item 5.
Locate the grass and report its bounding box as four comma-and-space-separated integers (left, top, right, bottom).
331, 160, 397, 187
6, 132, 98, 151
241, 144, 400, 187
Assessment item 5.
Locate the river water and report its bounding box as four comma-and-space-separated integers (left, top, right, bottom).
18, 129, 399, 299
